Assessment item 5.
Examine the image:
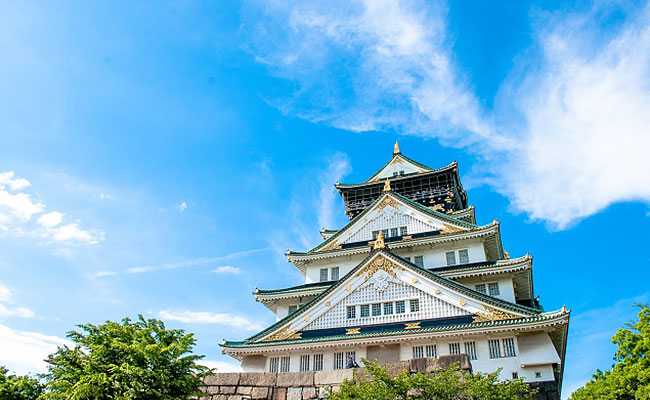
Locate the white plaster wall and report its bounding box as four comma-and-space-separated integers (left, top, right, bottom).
454, 276, 517, 303
304, 256, 365, 284
274, 297, 316, 320
375, 159, 421, 180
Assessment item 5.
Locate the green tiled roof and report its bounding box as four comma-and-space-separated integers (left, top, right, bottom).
228, 248, 547, 346
299, 191, 479, 255
221, 310, 568, 348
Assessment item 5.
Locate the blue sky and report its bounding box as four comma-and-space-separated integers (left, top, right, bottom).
0, 0, 649, 397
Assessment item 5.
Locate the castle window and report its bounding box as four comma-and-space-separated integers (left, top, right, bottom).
320, 268, 328, 282
446, 251, 456, 265
414, 256, 424, 267
512, 372, 519, 379
410, 299, 420, 312
391, 228, 398, 237
372, 230, 379, 240
503, 338, 517, 357
334, 352, 344, 369
393, 171, 399, 176
413, 346, 424, 359
360, 304, 370, 318
331, 267, 340, 281
458, 249, 469, 263
426, 344, 437, 358
449, 342, 461, 355
269, 357, 280, 373
280, 356, 290, 373
288, 305, 298, 314
372, 303, 382, 316
475, 284, 486, 294
488, 339, 502, 358
382, 229, 389, 238
535, 371, 542, 378
300, 355, 310, 371
488, 282, 500, 296
400, 226, 408, 236
346, 306, 356, 319
383, 302, 394, 315
346, 351, 357, 367
465, 341, 477, 360
313, 354, 323, 371
396, 301, 406, 314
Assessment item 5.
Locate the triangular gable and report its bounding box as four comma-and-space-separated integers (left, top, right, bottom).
313, 192, 473, 253
366, 154, 433, 183
252, 251, 540, 343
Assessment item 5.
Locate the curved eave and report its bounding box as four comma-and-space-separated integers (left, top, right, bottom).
221, 310, 570, 352
434, 254, 531, 279
336, 161, 458, 188
301, 191, 479, 257
448, 205, 475, 224
287, 222, 501, 273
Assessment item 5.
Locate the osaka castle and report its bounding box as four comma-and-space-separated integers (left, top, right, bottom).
221, 142, 569, 392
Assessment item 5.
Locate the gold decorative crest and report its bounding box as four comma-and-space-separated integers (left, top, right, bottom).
346, 328, 361, 335
404, 322, 421, 330
376, 196, 401, 213
373, 231, 385, 249
261, 326, 302, 342
355, 256, 405, 281
472, 306, 520, 323
384, 178, 392, 192
440, 225, 464, 234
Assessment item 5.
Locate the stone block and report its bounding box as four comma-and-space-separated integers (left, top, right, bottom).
301, 387, 317, 399
277, 371, 314, 387
428, 355, 472, 372
220, 386, 236, 394
409, 358, 428, 373
237, 386, 253, 395
314, 369, 354, 385
272, 387, 287, 400
205, 373, 241, 386
287, 387, 302, 400
251, 386, 269, 399
226, 395, 244, 400
385, 360, 410, 377
213, 395, 230, 400
353, 367, 372, 382
204, 385, 219, 394
239, 372, 277, 387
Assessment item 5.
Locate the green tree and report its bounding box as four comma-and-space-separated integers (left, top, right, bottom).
570, 304, 650, 400
41, 315, 210, 400
0, 366, 44, 400
327, 359, 535, 400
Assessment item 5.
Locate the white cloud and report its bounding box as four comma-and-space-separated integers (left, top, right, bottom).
200, 359, 243, 373
0, 323, 71, 375
0, 171, 103, 243
212, 265, 242, 274
0, 190, 44, 221
0, 171, 31, 191
0, 283, 11, 302
49, 223, 103, 244
159, 310, 263, 331
37, 211, 63, 228
318, 153, 350, 230
178, 202, 188, 211
89, 270, 118, 279
0, 304, 34, 319
246, 0, 650, 228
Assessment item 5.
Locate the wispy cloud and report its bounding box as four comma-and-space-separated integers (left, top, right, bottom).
245, 0, 650, 229
211, 265, 242, 274
0, 171, 103, 244
92, 247, 269, 278
0, 323, 70, 375
159, 310, 263, 331
0, 281, 34, 320
318, 153, 350, 230
178, 202, 188, 212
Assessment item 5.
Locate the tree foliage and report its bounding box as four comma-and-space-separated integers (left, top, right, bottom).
570, 304, 650, 400
41, 315, 210, 400
0, 366, 44, 400
327, 359, 535, 400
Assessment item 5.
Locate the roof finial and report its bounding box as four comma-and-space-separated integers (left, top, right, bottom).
373, 231, 385, 249
394, 141, 401, 155
384, 178, 392, 192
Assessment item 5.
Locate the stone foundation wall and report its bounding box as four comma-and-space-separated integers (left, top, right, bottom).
201, 355, 471, 400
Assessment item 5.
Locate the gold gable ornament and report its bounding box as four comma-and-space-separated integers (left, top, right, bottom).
384, 178, 392, 192
261, 326, 302, 342
472, 306, 520, 323
373, 231, 385, 249
394, 141, 401, 155
355, 255, 405, 281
